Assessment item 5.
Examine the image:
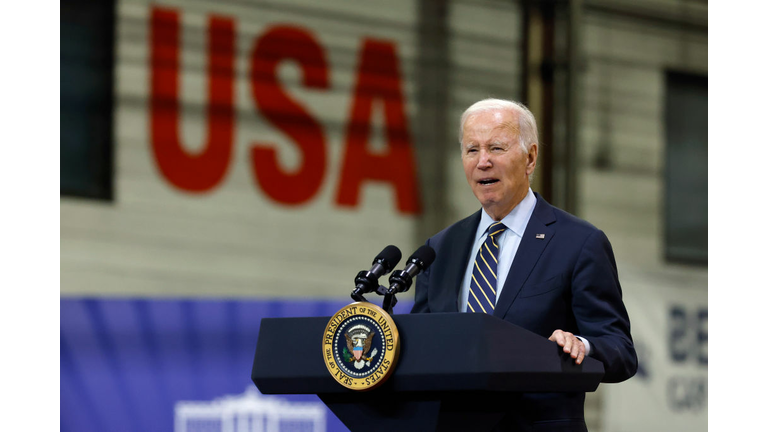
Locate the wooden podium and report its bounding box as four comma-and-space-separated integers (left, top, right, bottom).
252, 312, 604, 431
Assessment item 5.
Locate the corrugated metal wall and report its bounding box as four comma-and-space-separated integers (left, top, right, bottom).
579, 0, 706, 266
578, 1, 707, 430
60, 0, 525, 299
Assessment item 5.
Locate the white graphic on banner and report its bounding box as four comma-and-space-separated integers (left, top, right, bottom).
175, 387, 326, 432
602, 268, 707, 432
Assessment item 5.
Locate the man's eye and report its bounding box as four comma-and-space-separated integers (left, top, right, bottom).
466, 148, 477, 153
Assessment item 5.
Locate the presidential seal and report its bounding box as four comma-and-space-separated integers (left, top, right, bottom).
322, 302, 400, 391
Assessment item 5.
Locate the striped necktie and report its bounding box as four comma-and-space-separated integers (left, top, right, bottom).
467, 222, 507, 314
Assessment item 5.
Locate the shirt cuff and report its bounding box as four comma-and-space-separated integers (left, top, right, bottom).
575, 336, 591, 356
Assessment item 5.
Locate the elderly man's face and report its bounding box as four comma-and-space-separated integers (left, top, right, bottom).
461, 109, 537, 221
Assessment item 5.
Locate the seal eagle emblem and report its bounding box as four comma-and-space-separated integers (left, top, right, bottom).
322, 302, 400, 391
344, 324, 379, 369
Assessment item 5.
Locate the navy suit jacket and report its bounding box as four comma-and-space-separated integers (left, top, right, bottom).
411, 194, 637, 430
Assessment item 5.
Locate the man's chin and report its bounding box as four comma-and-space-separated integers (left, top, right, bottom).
479, 200, 503, 214
478, 198, 517, 219
475, 196, 497, 209
477, 191, 505, 204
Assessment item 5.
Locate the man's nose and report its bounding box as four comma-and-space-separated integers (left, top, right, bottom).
477, 150, 492, 168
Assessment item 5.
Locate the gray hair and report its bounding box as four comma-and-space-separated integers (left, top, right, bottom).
458, 98, 539, 153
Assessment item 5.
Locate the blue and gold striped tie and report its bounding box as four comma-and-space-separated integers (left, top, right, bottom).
467, 222, 507, 314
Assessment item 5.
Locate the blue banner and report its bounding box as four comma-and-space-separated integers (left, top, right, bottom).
61, 298, 413, 432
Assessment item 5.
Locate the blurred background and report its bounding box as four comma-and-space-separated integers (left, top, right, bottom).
60, 0, 707, 430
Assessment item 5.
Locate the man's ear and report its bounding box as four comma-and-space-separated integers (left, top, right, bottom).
526, 142, 538, 175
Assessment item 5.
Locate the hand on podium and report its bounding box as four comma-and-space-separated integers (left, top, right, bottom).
549, 329, 586, 365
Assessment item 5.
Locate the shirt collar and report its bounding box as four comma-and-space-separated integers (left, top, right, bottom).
477, 188, 537, 239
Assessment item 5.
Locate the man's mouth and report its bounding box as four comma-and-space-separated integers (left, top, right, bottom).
478, 178, 499, 186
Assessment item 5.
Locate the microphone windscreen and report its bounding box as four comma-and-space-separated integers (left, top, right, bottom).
375, 245, 402, 270
411, 245, 436, 269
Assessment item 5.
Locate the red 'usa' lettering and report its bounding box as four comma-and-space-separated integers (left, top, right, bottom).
148, 7, 421, 214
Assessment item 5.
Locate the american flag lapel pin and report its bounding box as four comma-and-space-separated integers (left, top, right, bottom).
535, 233, 545, 239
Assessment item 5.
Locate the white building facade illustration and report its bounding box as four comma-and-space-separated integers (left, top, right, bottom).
175, 387, 326, 432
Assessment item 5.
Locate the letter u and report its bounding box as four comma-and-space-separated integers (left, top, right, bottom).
150, 7, 236, 192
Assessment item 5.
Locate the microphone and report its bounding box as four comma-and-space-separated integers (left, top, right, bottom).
351, 245, 402, 302
386, 245, 437, 295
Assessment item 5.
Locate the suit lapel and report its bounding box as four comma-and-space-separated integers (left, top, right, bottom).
494, 194, 557, 319
429, 211, 480, 313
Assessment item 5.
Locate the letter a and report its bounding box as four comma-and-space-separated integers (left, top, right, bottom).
335, 39, 421, 215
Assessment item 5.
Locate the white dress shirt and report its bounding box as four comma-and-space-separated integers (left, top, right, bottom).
458, 188, 537, 312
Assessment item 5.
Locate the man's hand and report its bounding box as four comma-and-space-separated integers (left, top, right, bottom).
548, 330, 586, 365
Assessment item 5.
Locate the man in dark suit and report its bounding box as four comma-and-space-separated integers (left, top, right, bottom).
411, 98, 637, 431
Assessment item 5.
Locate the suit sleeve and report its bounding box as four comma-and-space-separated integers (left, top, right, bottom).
572, 230, 637, 383
410, 238, 432, 314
